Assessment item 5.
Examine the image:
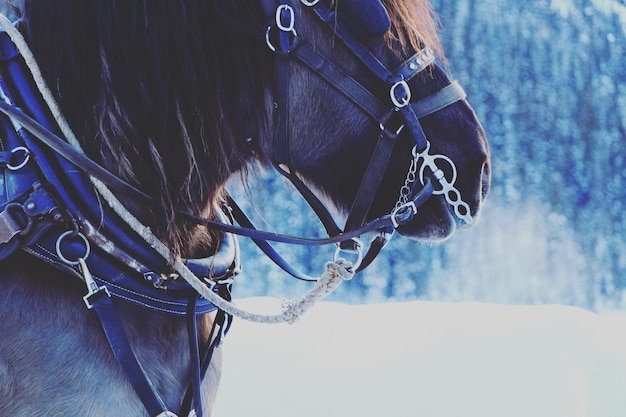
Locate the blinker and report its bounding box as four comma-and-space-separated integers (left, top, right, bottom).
331, 0, 391, 37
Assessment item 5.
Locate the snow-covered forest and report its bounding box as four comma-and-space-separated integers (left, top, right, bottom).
230, 0, 626, 311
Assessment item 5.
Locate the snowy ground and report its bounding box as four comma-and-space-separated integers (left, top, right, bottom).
214, 298, 626, 417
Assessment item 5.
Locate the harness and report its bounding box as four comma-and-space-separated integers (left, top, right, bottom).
0, 21, 235, 417
0, 1, 473, 416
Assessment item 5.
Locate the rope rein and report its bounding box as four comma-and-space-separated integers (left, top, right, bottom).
0, 13, 352, 324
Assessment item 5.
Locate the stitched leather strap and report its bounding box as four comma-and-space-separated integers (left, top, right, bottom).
86, 289, 170, 417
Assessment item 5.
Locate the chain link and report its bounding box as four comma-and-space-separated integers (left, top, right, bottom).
394, 149, 420, 212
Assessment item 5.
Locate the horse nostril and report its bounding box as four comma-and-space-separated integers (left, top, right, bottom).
480, 161, 491, 201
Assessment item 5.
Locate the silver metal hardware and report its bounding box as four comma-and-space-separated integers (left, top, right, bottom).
300, 0, 320, 6
390, 79, 411, 108
409, 48, 434, 72
393, 147, 420, 214
142, 272, 179, 289
265, 26, 275, 52
417, 48, 434, 66
205, 277, 235, 290
155, 411, 179, 417
55, 231, 108, 309
414, 143, 473, 224
265, 25, 298, 52
333, 238, 363, 273
6, 146, 30, 170
56, 231, 91, 265
390, 201, 417, 229
379, 121, 405, 137
276, 4, 296, 32
78, 258, 110, 309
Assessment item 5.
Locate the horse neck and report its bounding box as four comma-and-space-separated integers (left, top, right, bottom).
0, 252, 220, 415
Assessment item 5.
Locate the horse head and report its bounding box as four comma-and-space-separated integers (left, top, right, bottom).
258, 0, 491, 243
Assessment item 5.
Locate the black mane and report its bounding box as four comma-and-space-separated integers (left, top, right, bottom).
20, 0, 272, 256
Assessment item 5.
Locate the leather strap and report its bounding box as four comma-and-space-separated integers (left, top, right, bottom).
342, 128, 398, 241
0, 101, 153, 204
412, 81, 467, 118
0, 98, 424, 248
86, 288, 170, 417
185, 296, 203, 417
292, 39, 390, 123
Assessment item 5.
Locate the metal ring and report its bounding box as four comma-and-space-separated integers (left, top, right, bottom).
454, 201, 473, 225
55, 231, 91, 266
265, 25, 298, 53
446, 188, 461, 203
334, 239, 363, 271
265, 26, 276, 52
7, 146, 30, 171
276, 4, 295, 32
300, 0, 319, 6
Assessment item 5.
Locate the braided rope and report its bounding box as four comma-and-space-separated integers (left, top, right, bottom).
0, 14, 352, 324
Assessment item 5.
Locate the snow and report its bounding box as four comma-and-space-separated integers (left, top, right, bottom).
550, 0, 626, 32
592, 0, 626, 32
214, 298, 626, 417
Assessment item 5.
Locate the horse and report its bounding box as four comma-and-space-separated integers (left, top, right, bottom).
0, 0, 490, 416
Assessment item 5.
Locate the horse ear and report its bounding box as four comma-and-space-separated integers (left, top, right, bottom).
338, 0, 391, 37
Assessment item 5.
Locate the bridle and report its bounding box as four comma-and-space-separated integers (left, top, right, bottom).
253, 0, 473, 278
0, 1, 473, 415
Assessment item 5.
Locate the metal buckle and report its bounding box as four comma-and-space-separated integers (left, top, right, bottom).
276, 4, 295, 32
390, 201, 418, 228
390, 79, 411, 108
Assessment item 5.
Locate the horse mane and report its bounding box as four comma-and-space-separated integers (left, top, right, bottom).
17, 1, 272, 258
11, 0, 443, 258
383, 0, 444, 60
